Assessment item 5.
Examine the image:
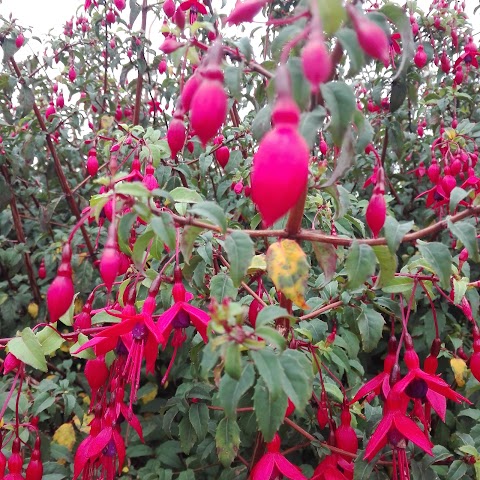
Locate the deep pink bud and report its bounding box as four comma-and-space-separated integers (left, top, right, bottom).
114, 0, 126, 10
320, 139, 328, 155
440, 51, 451, 73
106, 9, 116, 23
85, 357, 109, 392
301, 38, 331, 92
167, 115, 186, 158
73, 309, 92, 331
159, 35, 184, 54
215, 146, 230, 168
471, 352, 480, 382
248, 298, 263, 328
45, 102, 55, 120
173, 7, 186, 30
38, 259, 46, 280
86, 154, 99, 176
459, 248, 469, 263
414, 45, 428, 68
366, 192, 386, 238
115, 105, 123, 121
251, 96, 309, 227
454, 65, 464, 85
15, 33, 24, 48
441, 174, 456, 196
190, 70, 227, 146
233, 180, 244, 194
163, 0, 175, 17
3, 353, 21, 374
181, 74, 202, 112
427, 162, 440, 183
56, 94, 64, 109
348, 6, 389, 66
226, 0, 268, 25
68, 65, 77, 82
158, 59, 167, 74
47, 244, 74, 322
100, 226, 120, 292
335, 408, 358, 459
142, 164, 159, 191
26, 439, 43, 480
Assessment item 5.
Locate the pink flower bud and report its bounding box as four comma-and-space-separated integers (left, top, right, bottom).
366, 192, 386, 238
15, 33, 24, 48
86, 154, 99, 176
159, 35, 184, 54
158, 59, 167, 74
215, 146, 230, 168
68, 65, 77, 82
181, 73, 202, 112
174, 7, 186, 30
414, 45, 428, 68
167, 115, 186, 158
47, 244, 74, 322
226, 0, 268, 25
114, 0, 126, 10
233, 180, 244, 194
100, 226, 120, 292
142, 164, 159, 191
45, 102, 56, 120
3, 353, 21, 374
85, 357, 109, 392
163, 0, 175, 17
301, 38, 331, 92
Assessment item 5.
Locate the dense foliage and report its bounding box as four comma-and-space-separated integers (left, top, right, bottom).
1, 0, 480, 479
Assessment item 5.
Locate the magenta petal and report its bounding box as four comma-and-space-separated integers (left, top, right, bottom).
113, 429, 126, 471
180, 0, 193, 10
393, 415, 433, 456
87, 427, 113, 458
121, 404, 144, 442
251, 454, 275, 480
95, 316, 137, 338
364, 415, 393, 461
183, 303, 210, 342
144, 333, 159, 374
274, 453, 308, 480
393, 371, 416, 394
73, 437, 92, 480
351, 373, 387, 404
426, 390, 447, 422
416, 369, 470, 403
157, 303, 182, 346
144, 313, 164, 344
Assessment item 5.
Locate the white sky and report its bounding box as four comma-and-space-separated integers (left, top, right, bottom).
1, 0, 478, 37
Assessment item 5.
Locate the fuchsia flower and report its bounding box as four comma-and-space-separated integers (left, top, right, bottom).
311, 453, 353, 480
250, 434, 307, 480
179, 0, 207, 23
454, 37, 479, 69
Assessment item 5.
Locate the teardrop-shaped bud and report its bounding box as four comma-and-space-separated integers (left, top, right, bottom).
26, 439, 43, 480
215, 146, 230, 168
441, 174, 456, 196
47, 244, 74, 322
334, 408, 358, 459
56, 94, 64, 109
366, 192, 386, 238
142, 164, 159, 191
159, 35, 184, 54
454, 65, 464, 85
15, 33, 25, 48
86, 154, 99, 176
251, 97, 309, 227
158, 59, 167, 74
85, 357, 109, 392
100, 225, 120, 292
190, 70, 227, 146
68, 65, 77, 82
348, 6, 389, 66
8, 439, 23, 474
414, 45, 428, 68
45, 102, 56, 120
3, 353, 21, 374
301, 37, 331, 92
226, 0, 268, 25
427, 162, 441, 183
173, 7, 186, 30
163, 0, 175, 17
320, 139, 328, 155
167, 115, 186, 158
316, 401, 329, 429
471, 352, 480, 382
181, 74, 202, 112
38, 260, 46, 280
248, 298, 263, 328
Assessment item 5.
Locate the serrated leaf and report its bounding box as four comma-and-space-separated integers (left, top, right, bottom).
225, 231, 254, 287
215, 417, 240, 467
417, 241, 452, 289
253, 377, 288, 442
336, 28, 365, 76
449, 187, 469, 213
279, 349, 313, 414
36, 323, 64, 355
250, 349, 283, 401
8, 327, 47, 372
372, 245, 397, 288
322, 127, 355, 187
382, 276, 414, 294
313, 242, 337, 283
224, 343, 242, 380
132, 228, 154, 265
357, 304, 385, 352
179, 416, 196, 454
255, 326, 286, 350
320, 81, 356, 146
115, 182, 151, 197
180, 225, 203, 263
384, 217, 413, 254
170, 187, 203, 204
151, 212, 177, 251
300, 107, 326, 148
345, 242, 376, 290
219, 364, 255, 419
209, 272, 238, 301
447, 460, 468, 480
448, 218, 480, 262
266, 240, 310, 309
189, 403, 209, 442
190, 201, 227, 233
255, 305, 293, 328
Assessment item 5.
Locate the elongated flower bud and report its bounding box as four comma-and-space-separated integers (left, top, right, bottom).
215, 146, 230, 168
414, 45, 428, 68
301, 37, 331, 92
366, 192, 386, 238
167, 113, 186, 158
68, 65, 77, 82
181, 73, 202, 112
100, 225, 120, 292
227, 0, 268, 25
47, 244, 74, 322
142, 164, 159, 191
85, 357, 109, 392
251, 95, 309, 226
163, 0, 175, 17
471, 352, 480, 382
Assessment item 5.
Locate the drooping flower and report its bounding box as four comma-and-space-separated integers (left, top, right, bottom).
250, 434, 307, 480
179, 0, 207, 23
311, 453, 353, 480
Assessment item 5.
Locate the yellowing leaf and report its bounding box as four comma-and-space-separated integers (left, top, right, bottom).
52, 423, 76, 452
73, 413, 94, 434
247, 254, 267, 274
100, 115, 114, 129
266, 240, 310, 309
451, 358, 467, 387
27, 302, 39, 319
139, 383, 158, 404
74, 296, 84, 315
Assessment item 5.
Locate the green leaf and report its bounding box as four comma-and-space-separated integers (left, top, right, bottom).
299, 107, 326, 149
215, 417, 240, 467
449, 187, 469, 213
322, 127, 355, 186
447, 460, 468, 480
8, 327, 48, 372
372, 245, 397, 288
188, 403, 209, 442
417, 241, 452, 289
316, 0, 346, 35
253, 377, 288, 442
178, 416, 196, 455
313, 242, 337, 283
336, 28, 365, 76
224, 343, 242, 380
118, 212, 136, 254
132, 228, 154, 266
210, 273, 238, 301
151, 213, 177, 251
320, 81, 356, 146
18, 85, 35, 117
380, 3, 414, 80
252, 105, 272, 141
180, 226, 203, 263
255, 305, 292, 328
36, 324, 64, 355
250, 349, 283, 401
115, 182, 151, 197
279, 349, 313, 414
255, 326, 286, 350
447, 218, 480, 262
384, 217, 413, 254
382, 276, 414, 294
170, 187, 203, 204
389, 76, 407, 113
345, 242, 376, 290
190, 201, 227, 234
224, 231, 254, 287
219, 363, 255, 419
224, 65, 242, 100
357, 304, 385, 353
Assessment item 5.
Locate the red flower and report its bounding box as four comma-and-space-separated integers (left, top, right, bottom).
180, 0, 207, 23
311, 453, 353, 480
251, 434, 307, 480
364, 384, 434, 461
454, 37, 479, 69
